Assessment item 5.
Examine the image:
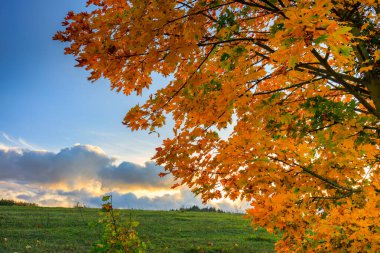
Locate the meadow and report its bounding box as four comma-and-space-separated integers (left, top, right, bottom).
0, 206, 277, 253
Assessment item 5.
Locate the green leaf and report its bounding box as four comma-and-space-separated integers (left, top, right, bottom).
339, 46, 352, 56
289, 56, 297, 68
270, 22, 284, 36
221, 53, 230, 61
102, 195, 111, 202
335, 26, 351, 35
280, 113, 292, 124
314, 34, 328, 44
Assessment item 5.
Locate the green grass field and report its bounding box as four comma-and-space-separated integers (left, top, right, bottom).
0, 206, 278, 253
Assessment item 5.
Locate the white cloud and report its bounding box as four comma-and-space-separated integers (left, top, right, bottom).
0, 181, 246, 212
0, 143, 247, 212
0, 144, 172, 189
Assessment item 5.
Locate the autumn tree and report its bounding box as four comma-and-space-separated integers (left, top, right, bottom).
55, 0, 380, 251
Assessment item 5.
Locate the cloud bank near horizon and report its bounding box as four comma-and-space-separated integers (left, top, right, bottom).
0, 144, 173, 190
0, 144, 247, 212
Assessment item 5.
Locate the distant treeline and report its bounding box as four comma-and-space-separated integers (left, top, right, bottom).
0, 199, 38, 207
172, 205, 225, 213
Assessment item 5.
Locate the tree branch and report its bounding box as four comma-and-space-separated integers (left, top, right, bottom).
198, 37, 274, 53
158, 44, 217, 112
235, 0, 288, 19
311, 49, 380, 119
270, 156, 361, 193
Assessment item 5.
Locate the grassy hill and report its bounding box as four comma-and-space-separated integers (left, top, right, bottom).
0, 206, 277, 252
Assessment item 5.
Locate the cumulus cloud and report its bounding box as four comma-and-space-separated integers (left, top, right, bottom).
0, 180, 246, 211
0, 144, 173, 190
0, 143, 247, 212
100, 161, 174, 189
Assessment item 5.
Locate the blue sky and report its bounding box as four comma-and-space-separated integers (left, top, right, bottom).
0, 1, 246, 211
0, 0, 169, 164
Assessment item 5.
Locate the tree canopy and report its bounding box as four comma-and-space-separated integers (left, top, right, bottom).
55, 0, 380, 251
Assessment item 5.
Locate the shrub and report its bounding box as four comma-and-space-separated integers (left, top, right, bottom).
176, 205, 225, 213
90, 194, 146, 253
0, 199, 38, 206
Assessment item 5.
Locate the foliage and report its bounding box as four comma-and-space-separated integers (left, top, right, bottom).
90, 194, 146, 253
0, 206, 275, 253
0, 198, 38, 207
175, 205, 225, 213
55, 0, 380, 251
